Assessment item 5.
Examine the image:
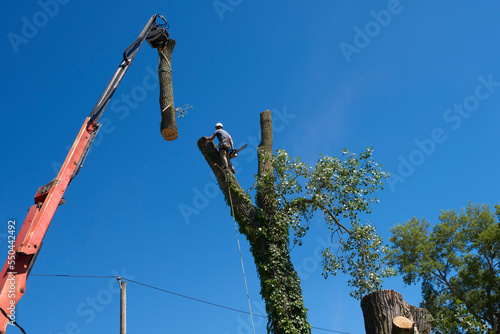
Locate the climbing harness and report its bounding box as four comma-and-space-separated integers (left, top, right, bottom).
225, 170, 257, 334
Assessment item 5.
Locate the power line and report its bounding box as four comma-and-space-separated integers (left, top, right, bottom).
125, 277, 265, 318
31, 274, 352, 334
32, 273, 260, 317
31, 274, 116, 279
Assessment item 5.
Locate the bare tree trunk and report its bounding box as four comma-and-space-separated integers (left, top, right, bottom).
361, 290, 431, 334
158, 39, 178, 141
256, 110, 275, 212
197, 110, 311, 334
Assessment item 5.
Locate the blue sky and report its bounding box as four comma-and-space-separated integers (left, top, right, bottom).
1, 1, 500, 333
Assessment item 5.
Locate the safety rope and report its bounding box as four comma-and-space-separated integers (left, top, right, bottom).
226, 174, 257, 334
159, 48, 172, 73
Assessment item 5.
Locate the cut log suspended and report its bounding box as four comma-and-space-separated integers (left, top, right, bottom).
157, 39, 178, 141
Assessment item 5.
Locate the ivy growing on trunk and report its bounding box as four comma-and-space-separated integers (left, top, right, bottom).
197, 110, 393, 334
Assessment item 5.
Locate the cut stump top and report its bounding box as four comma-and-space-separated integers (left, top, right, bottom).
393, 316, 414, 328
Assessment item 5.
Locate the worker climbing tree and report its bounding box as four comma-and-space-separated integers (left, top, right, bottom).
204, 122, 236, 174
198, 110, 393, 334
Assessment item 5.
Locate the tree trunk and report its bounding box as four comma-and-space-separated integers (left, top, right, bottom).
197, 110, 311, 334
361, 290, 431, 334
409, 305, 432, 334
256, 110, 275, 212
392, 316, 416, 334
361, 290, 410, 334
157, 39, 178, 141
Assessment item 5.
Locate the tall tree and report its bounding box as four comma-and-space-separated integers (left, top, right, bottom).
388, 202, 500, 333
198, 110, 392, 333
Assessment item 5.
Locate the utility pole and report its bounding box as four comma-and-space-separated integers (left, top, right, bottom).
118, 277, 126, 334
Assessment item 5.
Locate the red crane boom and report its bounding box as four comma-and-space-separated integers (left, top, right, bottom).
0, 14, 170, 333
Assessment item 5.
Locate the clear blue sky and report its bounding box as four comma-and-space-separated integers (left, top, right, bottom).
2, 1, 500, 333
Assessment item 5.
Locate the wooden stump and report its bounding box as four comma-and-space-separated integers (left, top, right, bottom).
158, 39, 178, 141
392, 316, 416, 334
361, 290, 411, 334
361, 290, 431, 334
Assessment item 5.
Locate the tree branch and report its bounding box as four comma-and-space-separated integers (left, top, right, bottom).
432, 269, 486, 324
291, 198, 352, 236
197, 137, 259, 231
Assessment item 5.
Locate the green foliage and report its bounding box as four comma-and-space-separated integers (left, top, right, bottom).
270, 148, 393, 299
335, 222, 396, 299
388, 202, 500, 333
221, 147, 391, 333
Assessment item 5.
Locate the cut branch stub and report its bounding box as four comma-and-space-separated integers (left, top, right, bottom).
392, 316, 416, 334
257, 109, 273, 176
256, 109, 275, 211
158, 39, 178, 141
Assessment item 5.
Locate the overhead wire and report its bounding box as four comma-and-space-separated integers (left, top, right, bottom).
31, 273, 260, 317
31, 274, 116, 278
31, 273, 352, 334
126, 277, 262, 318
0, 307, 27, 334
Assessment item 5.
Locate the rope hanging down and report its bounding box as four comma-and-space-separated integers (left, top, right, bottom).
227, 173, 257, 334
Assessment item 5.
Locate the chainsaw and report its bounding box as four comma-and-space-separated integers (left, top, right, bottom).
229, 144, 247, 159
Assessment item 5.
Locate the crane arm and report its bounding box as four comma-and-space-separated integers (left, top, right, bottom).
0, 14, 170, 333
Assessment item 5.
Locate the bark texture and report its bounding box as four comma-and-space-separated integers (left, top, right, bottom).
197, 110, 310, 334
158, 39, 178, 141
409, 305, 432, 334
256, 111, 276, 214
361, 290, 431, 334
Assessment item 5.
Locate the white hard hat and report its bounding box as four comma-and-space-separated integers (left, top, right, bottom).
215, 123, 223, 128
